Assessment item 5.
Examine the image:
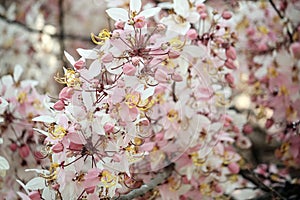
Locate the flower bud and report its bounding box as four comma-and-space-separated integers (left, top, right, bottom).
155, 69, 169, 83
222, 11, 232, 20
74, 59, 85, 70
265, 118, 274, 129
104, 122, 114, 133
10, 143, 18, 151
225, 46, 237, 60
29, 191, 41, 200
19, 144, 30, 158
59, 87, 74, 100
168, 50, 180, 59
228, 162, 240, 174
171, 72, 183, 82
225, 73, 234, 86
52, 142, 64, 153
224, 59, 237, 70
114, 21, 125, 29
123, 63, 136, 76
102, 53, 114, 63
186, 29, 198, 40
53, 100, 65, 111
69, 142, 83, 151
243, 124, 253, 134
85, 186, 95, 194
290, 42, 300, 59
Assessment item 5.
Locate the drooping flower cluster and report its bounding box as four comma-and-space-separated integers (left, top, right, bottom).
14, 0, 249, 199
0, 65, 50, 199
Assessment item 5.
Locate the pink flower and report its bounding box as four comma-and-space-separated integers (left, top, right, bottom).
104, 122, 114, 133
123, 63, 136, 76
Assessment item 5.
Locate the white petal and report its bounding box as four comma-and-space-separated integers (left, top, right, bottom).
141, 87, 155, 101
130, 0, 141, 13
106, 8, 129, 21
88, 59, 102, 78
64, 51, 75, 66
16, 192, 31, 200
76, 48, 98, 59
174, 0, 189, 18
26, 177, 46, 190
14, 64, 23, 82
139, 7, 161, 18
16, 179, 30, 194
32, 115, 55, 123
0, 138, 3, 144
42, 187, 56, 199
82, 91, 95, 110
0, 156, 9, 170
33, 128, 50, 137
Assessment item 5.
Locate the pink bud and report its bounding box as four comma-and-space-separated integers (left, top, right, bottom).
19, 144, 30, 158
52, 142, 64, 153
155, 69, 169, 83
104, 122, 114, 133
132, 56, 140, 66
265, 118, 274, 129
290, 42, 300, 59
222, 11, 232, 20
29, 191, 41, 200
114, 21, 125, 29
10, 143, 18, 151
102, 53, 114, 63
134, 16, 146, 28
171, 72, 183, 82
226, 46, 237, 60
168, 50, 180, 59
186, 29, 198, 40
200, 12, 207, 20
74, 59, 85, 70
52, 183, 60, 190
224, 59, 237, 70
34, 151, 46, 160
228, 162, 240, 174
59, 87, 74, 100
196, 3, 206, 14
69, 142, 83, 151
123, 63, 136, 76
225, 73, 234, 86
53, 100, 65, 111
85, 186, 95, 194
214, 184, 223, 193
243, 124, 253, 134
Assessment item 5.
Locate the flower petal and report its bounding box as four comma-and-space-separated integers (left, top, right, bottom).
106, 8, 129, 21
130, 0, 141, 13
76, 48, 98, 59
139, 7, 161, 18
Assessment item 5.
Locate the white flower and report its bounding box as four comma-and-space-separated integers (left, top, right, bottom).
160, 0, 200, 35
106, 0, 160, 23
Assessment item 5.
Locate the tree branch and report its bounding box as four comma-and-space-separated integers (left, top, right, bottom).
114, 163, 175, 200
0, 14, 91, 42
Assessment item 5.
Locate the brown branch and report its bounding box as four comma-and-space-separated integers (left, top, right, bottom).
269, 0, 293, 43
114, 163, 175, 200
0, 14, 91, 42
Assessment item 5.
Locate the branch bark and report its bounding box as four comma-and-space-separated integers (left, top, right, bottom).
114, 163, 174, 200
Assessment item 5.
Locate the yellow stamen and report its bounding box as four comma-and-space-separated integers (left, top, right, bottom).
91, 29, 111, 45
